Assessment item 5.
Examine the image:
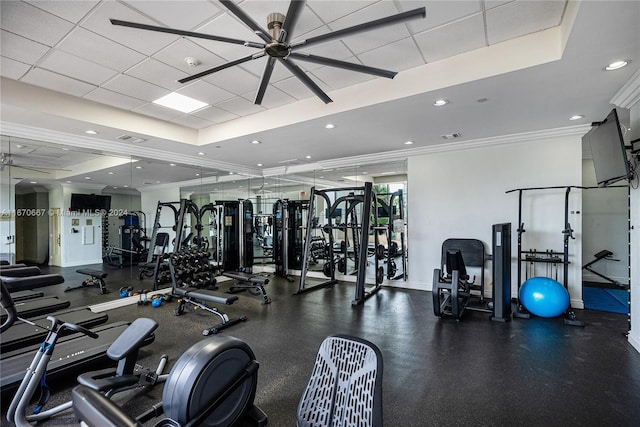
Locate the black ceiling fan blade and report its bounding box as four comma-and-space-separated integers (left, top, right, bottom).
292, 7, 426, 49
289, 52, 397, 79
178, 52, 265, 84
280, 0, 305, 43
219, 0, 273, 43
280, 58, 332, 104
109, 19, 260, 47
255, 57, 277, 105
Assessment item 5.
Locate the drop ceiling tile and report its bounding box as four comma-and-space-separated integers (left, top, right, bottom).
170, 113, 215, 129
216, 96, 266, 117
177, 80, 235, 105
203, 67, 260, 96
126, 58, 190, 91
38, 49, 118, 86
192, 106, 240, 124
153, 38, 227, 74
486, 1, 566, 45
133, 102, 185, 121
414, 13, 486, 63
310, 60, 375, 91
238, 56, 290, 83
0, 57, 31, 80
83, 87, 148, 110
192, 12, 262, 61
241, 85, 297, 109
485, 1, 516, 10
292, 40, 355, 71
27, 0, 100, 23
0, 30, 50, 64
81, 1, 179, 56
57, 27, 146, 71
1, 1, 74, 46
328, 1, 408, 55
103, 74, 169, 102
272, 76, 317, 101
307, 1, 377, 25
402, 1, 482, 33
21, 67, 96, 97
122, 0, 223, 29
357, 37, 424, 72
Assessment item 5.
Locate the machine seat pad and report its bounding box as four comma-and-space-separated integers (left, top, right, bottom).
224, 271, 269, 286
77, 368, 139, 392
107, 318, 158, 361
174, 286, 238, 305
77, 269, 108, 279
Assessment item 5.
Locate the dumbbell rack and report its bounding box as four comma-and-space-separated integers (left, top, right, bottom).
168, 249, 217, 290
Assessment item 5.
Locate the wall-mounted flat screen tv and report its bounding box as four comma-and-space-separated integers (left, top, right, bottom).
70, 193, 111, 212
582, 108, 631, 187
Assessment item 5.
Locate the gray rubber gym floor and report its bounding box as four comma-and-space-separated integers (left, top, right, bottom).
2, 264, 639, 426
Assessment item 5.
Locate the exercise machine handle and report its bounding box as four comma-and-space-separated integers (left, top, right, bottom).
1, 283, 17, 332
46, 316, 100, 338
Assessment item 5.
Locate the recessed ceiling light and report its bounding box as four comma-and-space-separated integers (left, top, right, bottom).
257, 163, 263, 167
135, 166, 143, 169
404, 141, 414, 145
198, 152, 206, 156
153, 92, 208, 113
305, 155, 312, 159
169, 163, 176, 166
62, 147, 70, 151
84, 176, 91, 180
229, 172, 234, 175
124, 185, 129, 188
108, 172, 115, 175
195, 173, 200, 177
66, 180, 72, 183
325, 124, 335, 129
433, 99, 448, 107
569, 115, 584, 121
605, 60, 630, 71
30, 181, 37, 184
251, 140, 261, 144
113, 186, 118, 189
15, 144, 24, 149
85, 130, 98, 135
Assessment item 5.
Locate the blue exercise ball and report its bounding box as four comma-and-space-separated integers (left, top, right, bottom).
519, 277, 570, 318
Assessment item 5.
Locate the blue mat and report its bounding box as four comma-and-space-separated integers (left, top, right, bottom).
583, 287, 628, 314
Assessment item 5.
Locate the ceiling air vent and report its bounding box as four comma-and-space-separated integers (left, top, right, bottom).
441, 133, 461, 140
116, 135, 146, 143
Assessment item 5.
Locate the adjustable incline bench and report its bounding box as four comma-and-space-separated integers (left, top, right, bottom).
66, 269, 108, 295
223, 271, 271, 304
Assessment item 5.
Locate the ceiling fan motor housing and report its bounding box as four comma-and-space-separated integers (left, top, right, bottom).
265, 12, 290, 58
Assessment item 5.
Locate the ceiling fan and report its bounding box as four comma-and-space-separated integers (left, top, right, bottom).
111, 0, 426, 105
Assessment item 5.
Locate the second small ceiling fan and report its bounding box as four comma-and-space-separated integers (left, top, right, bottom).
111, 0, 426, 105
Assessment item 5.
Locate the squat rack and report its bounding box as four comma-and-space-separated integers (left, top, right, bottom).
506, 185, 585, 326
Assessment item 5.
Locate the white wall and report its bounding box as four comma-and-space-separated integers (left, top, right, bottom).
407, 129, 584, 308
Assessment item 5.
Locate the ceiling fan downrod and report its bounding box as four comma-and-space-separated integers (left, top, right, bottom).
265, 12, 290, 58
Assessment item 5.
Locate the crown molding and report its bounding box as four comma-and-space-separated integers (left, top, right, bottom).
611, 68, 640, 108
1, 121, 261, 176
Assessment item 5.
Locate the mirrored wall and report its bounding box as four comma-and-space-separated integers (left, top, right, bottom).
1, 133, 408, 294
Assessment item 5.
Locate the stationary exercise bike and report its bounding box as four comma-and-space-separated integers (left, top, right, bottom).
2, 285, 167, 427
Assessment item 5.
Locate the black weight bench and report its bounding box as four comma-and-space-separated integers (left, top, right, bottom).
223, 271, 271, 304
582, 249, 623, 287
67, 269, 108, 295
172, 287, 246, 335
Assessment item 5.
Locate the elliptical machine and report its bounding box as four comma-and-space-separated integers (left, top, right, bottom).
74, 335, 267, 426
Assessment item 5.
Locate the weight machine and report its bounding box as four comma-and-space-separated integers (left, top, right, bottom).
298, 182, 383, 305
273, 199, 308, 280
374, 190, 407, 281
